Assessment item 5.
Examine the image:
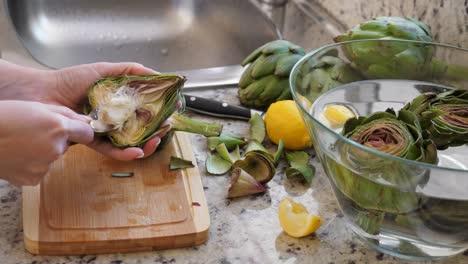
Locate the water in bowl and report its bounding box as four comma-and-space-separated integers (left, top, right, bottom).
310, 79, 468, 260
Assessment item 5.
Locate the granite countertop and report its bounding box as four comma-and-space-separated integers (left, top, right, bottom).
0, 87, 467, 264
0, 2, 467, 264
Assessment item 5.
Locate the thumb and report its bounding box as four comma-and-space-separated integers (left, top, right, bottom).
43, 104, 92, 123
61, 117, 94, 144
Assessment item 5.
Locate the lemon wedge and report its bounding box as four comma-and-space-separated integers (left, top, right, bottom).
323, 104, 355, 128
278, 197, 322, 238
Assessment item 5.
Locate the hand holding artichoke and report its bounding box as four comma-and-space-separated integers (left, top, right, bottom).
86, 74, 222, 148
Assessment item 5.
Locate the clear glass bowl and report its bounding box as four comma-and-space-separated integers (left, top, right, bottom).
290, 39, 468, 261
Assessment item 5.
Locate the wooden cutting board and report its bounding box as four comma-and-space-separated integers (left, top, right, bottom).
22, 132, 209, 255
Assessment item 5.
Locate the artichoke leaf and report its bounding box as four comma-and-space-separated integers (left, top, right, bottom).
170, 157, 195, 170
206, 153, 232, 175
215, 143, 233, 164
207, 134, 246, 151
232, 151, 275, 184
285, 151, 316, 184
228, 168, 267, 198
248, 113, 266, 143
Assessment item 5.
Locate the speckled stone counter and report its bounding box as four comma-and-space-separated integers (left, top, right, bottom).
1, 0, 467, 262
0, 87, 467, 264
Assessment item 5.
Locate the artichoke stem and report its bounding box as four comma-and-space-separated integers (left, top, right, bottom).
171, 113, 223, 137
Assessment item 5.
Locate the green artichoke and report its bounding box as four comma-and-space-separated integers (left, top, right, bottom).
333, 109, 437, 214
86, 74, 222, 147
334, 17, 433, 79
239, 40, 305, 108
326, 109, 437, 234
403, 89, 468, 150
299, 50, 362, 102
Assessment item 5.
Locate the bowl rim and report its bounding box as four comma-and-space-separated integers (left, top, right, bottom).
290, 39, 468, 173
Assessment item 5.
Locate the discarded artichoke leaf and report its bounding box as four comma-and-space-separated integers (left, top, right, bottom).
171, 113, 223, 137
286, 151, 309, 168
285, 151, 315, 184
228, 168, 267, 198
286, 165, 315, 184
245, 141, 275, 161
169, 156, 194, 170
232, 151, 275, 184
207, 134, 246, 151
245, 140, 269, 154
215, 143, 233, 164
249, 113, 266, 142
274, 139, 284, 165
86, 74, 185, 147
205, 153, 232, 175
231, 145, 241, 163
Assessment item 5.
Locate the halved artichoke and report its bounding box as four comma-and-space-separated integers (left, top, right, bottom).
86, 74, 185, 147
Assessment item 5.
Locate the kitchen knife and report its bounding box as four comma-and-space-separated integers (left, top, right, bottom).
173, 65, 243, 90
183, 94, 262, 121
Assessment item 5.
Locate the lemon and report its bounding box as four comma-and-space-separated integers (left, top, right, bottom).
264, 100, 312, 150
323, 104, 355, 128
278, 197, 322, 238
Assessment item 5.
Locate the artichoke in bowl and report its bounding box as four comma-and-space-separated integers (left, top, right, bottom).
325, 109, 437, 234
331, 109, 437, 214
86, 74, 222, 147
239, 40, 305, 108
334, 16, 433, 79
403, 89, 468, 150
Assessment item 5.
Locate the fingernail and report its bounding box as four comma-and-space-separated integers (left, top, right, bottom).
154, 137, 161, 145
136, 150, 145, 159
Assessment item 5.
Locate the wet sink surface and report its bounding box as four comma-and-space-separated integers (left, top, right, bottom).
6, 0, 279, 71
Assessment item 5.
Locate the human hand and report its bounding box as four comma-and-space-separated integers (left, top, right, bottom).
49, 62, 172, 160
0, 100, 93, 186
0, 60, 171, 160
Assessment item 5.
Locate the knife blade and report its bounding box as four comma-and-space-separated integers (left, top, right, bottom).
172, 65, 243, 91
183, 94, 262, 121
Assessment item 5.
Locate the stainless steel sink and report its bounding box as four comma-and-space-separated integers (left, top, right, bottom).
6, 0, 280, 72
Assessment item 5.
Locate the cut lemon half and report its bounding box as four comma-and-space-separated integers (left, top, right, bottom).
278, 197, 322, 238
323, 104, 355, 128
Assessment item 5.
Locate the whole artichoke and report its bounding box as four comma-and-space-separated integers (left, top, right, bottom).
86, 74, 222, 147
239, 40, 305, 108
334, 17, 433, 79
403, 89, 468, 149
299, 50, 362, 103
